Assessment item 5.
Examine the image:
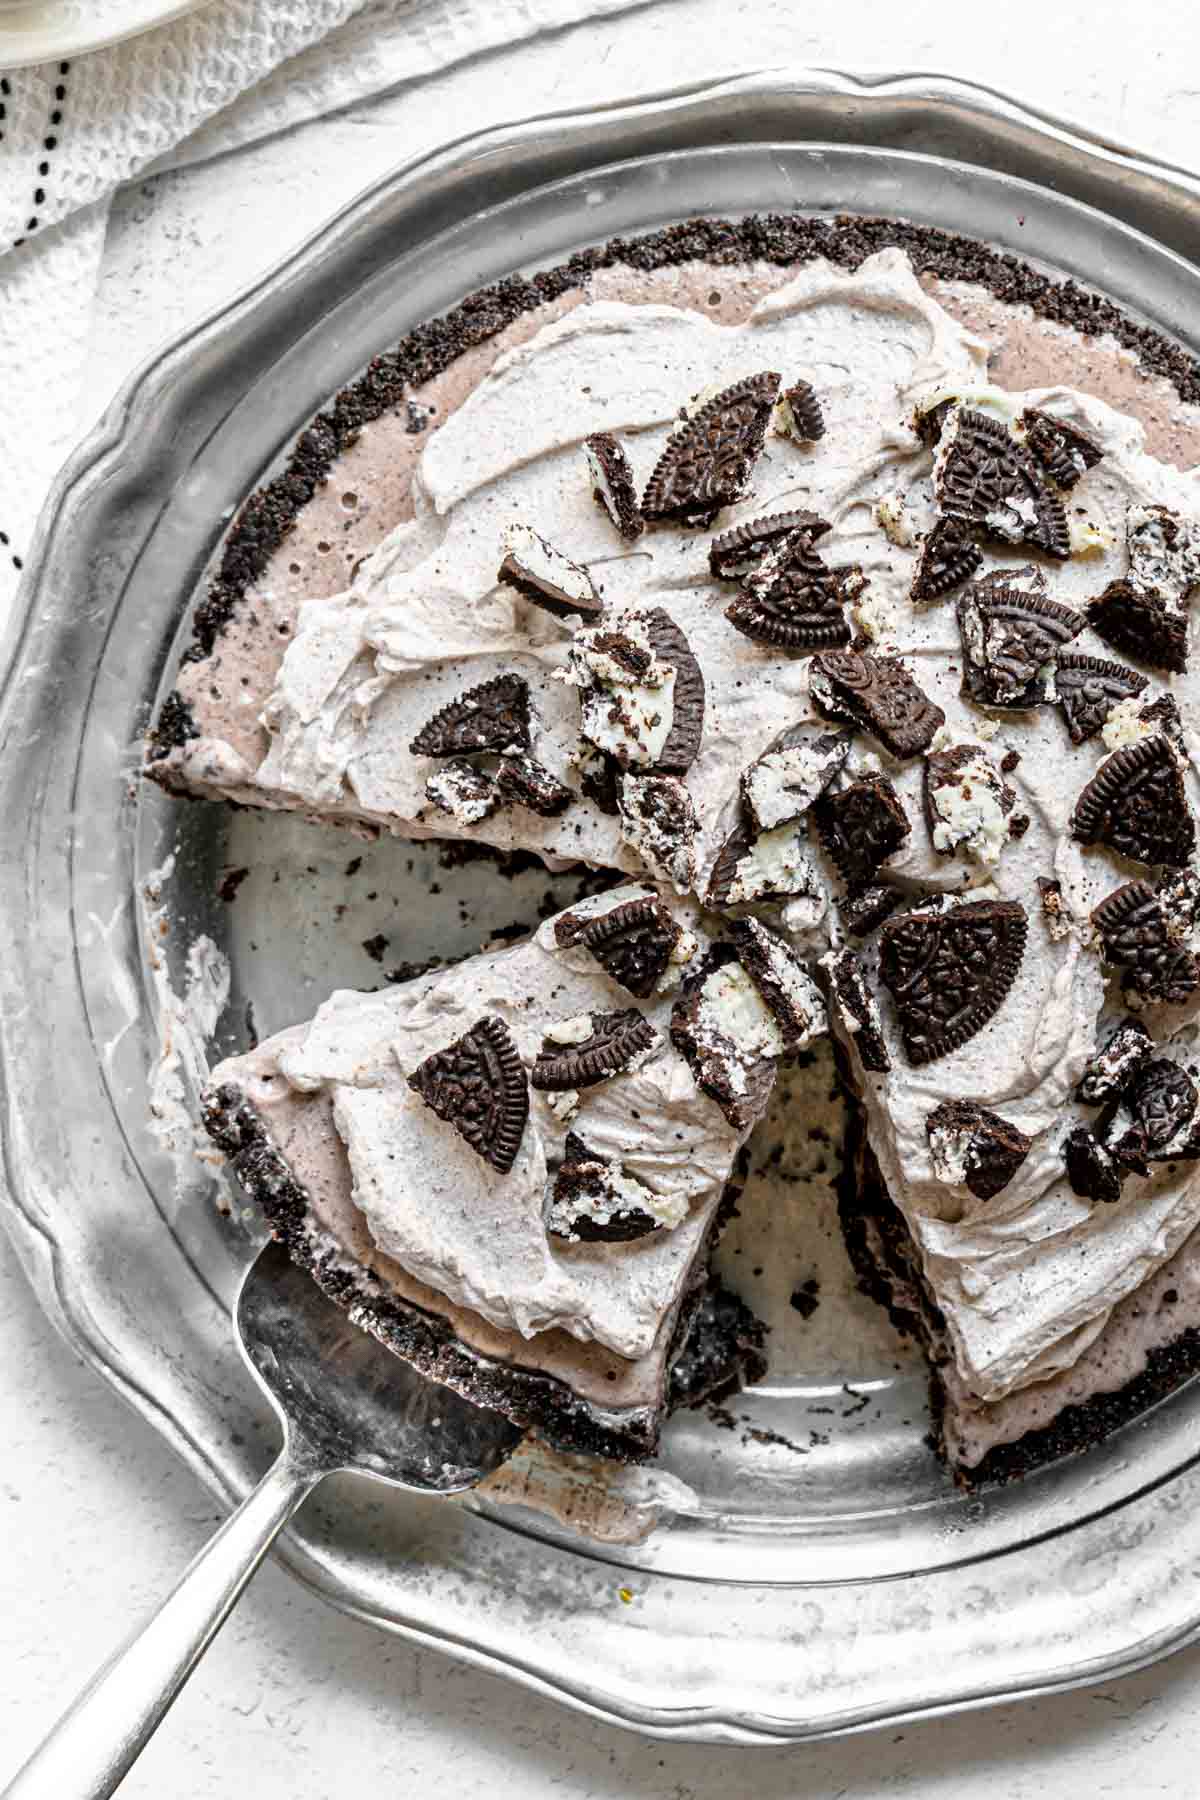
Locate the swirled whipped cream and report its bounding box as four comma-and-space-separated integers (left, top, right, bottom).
214, 886, 753, 1361
203, 249, 987, 880
199, 246, 1200, 1417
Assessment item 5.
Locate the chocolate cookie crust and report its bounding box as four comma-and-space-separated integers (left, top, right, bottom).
148, 211, 1200, 756
204, 1082, 743, 1463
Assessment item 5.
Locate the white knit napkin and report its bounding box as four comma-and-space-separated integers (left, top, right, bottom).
0, 0, 641, 624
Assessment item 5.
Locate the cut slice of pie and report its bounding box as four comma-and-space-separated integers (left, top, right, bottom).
203, 885, 820, 1458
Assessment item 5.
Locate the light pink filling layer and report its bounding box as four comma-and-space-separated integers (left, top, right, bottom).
179, 250, 1200, 1452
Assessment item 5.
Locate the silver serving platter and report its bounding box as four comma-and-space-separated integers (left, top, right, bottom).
5, 68, 1200, 1743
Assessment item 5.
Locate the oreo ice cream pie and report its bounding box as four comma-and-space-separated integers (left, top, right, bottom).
159, 214, 1200, 1482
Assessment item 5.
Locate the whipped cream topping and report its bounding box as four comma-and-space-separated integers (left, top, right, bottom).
207, 248, 1200, 1413
229, 885, 756, 1362
224, 249, 988, 878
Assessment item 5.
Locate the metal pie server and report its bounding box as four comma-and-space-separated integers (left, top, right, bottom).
4, 1239, 521, 1799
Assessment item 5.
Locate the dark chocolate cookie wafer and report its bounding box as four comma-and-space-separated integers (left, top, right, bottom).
925, 1099, 1032, 1200
923, 743, 1015, 861
839, 882, 902, 939
642, 372, 780, 527
669, 945, 779, 1131
726, 530, 856, 651
822, 947, 891, 1073
1054, 653, 1148, 745
1088, 579, 1190, 674
584, 433, 643, 541
546, 1134, 662, 1242
531, 1009, 658, 1091
956, 578, 1085, 709
728, 916, 826, 1054
1072, 734, 1195, 868
1020, 408, 1104, 490
810, 649, 945, 758
879, 898, 1028, 1065
407, 1014, 529, 1174
705, 812, 820, 910
775, 378, 825, 442
910, 516, 983, 604
812, 774, 911, 884
644, 609, 706, 774
1091, 880, 1200, 1005
708, 509, 830, 579
424, 759, 500, 826
1064, 1126, 1126, 1204
557, 894, 681, 999
740, 720, 850, 831
497, 524, 603, 620
1106, 1058, 1200, 1167
410, 672, 532, 757
935, 407, 1071, 558
617, 773, 698, 893
1077, 1017, 1154, 1106
496, 753, 574, 816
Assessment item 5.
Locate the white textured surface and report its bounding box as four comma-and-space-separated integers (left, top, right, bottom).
0, 0, 647, 619
6, 1, 1200, 1792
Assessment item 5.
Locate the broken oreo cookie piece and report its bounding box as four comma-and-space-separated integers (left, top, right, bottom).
545, 1134, 668, 1242
935, 406, 1071, 558
708, 509, 830, 580
925, 1099, 1032, 1201
1126, 503, 1200, 609
616, 773, 699, 894
1020, 408, 1104, 490
569, 606, 705, 775
1037, 876, 1072, 942
774, 378, 825, 443
728, 916, 826, 1055
496, 753, 574, 817
497, 523, 603, 620
494, 527, 595, 623
839, 883, 902, 939
531, 1008, 658, 1091
820, 946, 891, 1074
955, 575, 1084, 709
705, 812, 823, 910
740, 721, 850, 831
725, 530, 854, 651
642, 372, 780, 527
1106, 1058, 1200, 1167
809, 648, 945, 758
669, 945, 781, 1131
424, 759, 500, 826
1071, 734, 1195, 869
1064, 1125, 1126, 1204
1077, 1016, 1154, 1107
879, 898, 1028, 1065
1090, 880, 1200, 1006
922, 743, 1015, 866
1053, 653, 1147, 745
1088, 580, 1189, 674
557, 893, 681, 999
583, 433, 643, 541
410, 672, 532, 757
812, 774, 911, 885
909, 515, 984, 605
407, 1014, 529, 1174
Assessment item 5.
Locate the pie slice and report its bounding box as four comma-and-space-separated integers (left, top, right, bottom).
203, 885, 800, 1459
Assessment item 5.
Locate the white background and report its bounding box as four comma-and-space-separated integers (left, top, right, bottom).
6, 1, 1200, 1792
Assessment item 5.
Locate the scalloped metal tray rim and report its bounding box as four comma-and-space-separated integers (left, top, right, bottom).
5, 67, 1200, 1743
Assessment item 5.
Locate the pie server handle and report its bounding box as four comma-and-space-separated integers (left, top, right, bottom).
3, 1440, 323, 1800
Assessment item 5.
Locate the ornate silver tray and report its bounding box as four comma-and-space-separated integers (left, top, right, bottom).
4, 69, 1200, 1742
